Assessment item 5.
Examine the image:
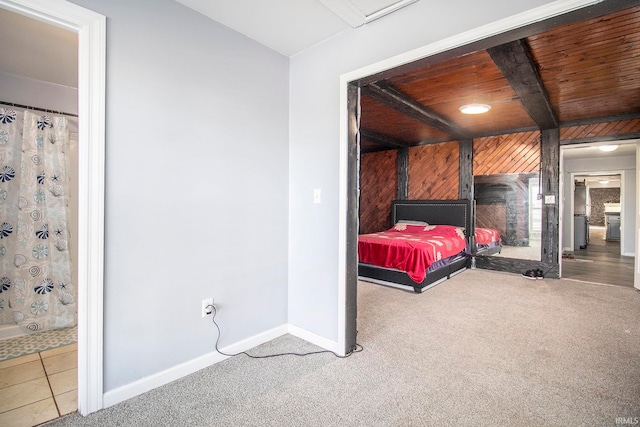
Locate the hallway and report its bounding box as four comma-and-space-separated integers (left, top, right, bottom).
562, 226, 634, 288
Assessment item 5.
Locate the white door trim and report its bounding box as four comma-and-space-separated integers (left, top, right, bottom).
0, 0, 106, 415
636, 142, 640, 290
568, 169, 625, 253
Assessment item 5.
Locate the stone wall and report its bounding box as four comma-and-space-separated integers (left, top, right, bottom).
589, 188, 620, 226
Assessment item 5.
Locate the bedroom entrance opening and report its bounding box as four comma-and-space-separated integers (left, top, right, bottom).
340, 0, 640, 353
560, 141, 638, 289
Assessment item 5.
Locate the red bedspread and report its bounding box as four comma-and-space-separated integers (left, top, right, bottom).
475, 227, 501, 245
358, 224, 467, 283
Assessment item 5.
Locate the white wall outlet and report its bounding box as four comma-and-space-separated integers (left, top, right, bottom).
201, 298, 214, 318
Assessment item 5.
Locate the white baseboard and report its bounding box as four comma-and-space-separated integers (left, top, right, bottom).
103, 324, 289, 408
220, 324, 290, 355
622, 251, 634, 257
102, 323, 338, 409
287, 324, 340, 354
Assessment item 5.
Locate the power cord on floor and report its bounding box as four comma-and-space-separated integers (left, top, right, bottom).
209, 304, 363, 359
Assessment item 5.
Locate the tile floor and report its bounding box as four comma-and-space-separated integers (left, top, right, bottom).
0, 344, 77, 427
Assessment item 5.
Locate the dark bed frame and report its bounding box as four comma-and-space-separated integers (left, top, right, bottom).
358, 200, 473, 293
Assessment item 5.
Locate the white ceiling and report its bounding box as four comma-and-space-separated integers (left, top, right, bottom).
174, 0, 417, 56
562, 142, 637, 160
0, 7, 77, 88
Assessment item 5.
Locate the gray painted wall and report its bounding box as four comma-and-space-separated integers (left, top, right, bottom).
288, 0, 554, 340
69, 0, 290, 391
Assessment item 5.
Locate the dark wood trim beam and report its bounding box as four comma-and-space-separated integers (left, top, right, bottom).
360, 128, 411, 149
345, 83, 359, 354
488, 39, 558, 130
540, 128, 560, 277
355, 0, 640, 87
560, 112, 640, 128
560, 133, 640, 146
397, 148, 409, 200
476, 256, 544, 276
458, 139, 473, 200
362, 82, 470, 138
411, 125, 539, 146
466, 126, 540, 140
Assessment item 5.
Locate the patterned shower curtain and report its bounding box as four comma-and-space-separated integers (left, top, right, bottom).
0, 108, 76, 333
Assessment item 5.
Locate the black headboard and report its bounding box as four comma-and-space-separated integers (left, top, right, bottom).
391, 200, 474, 237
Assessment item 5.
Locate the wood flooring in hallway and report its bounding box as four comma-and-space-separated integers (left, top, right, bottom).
562, 226, 635, 288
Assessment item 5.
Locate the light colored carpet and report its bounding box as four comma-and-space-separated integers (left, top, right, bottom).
47, 270, 640, 426
0, 326, 77, 361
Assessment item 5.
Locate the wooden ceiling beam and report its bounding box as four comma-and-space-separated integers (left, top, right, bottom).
355, 0, 640, 87
360, 128, 411, 149
488, 39, 558, 130
361, 82, 470, 139
560, 133, 640, 146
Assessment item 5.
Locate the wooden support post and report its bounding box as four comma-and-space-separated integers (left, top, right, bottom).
540, 128, 560, 277
459, 139, 473, 200
397, 147, 408, 200
345, 83, 359, 354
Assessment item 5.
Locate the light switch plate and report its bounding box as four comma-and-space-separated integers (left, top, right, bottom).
313, 188, 321, 204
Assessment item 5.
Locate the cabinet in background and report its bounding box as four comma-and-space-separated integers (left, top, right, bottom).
605, 213, 620, 241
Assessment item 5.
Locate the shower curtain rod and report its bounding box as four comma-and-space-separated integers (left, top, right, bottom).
0, 100, 78, 118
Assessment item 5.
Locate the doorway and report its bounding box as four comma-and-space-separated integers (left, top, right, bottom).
0, 0, 106, 417
339, 1, 640, 351
0, 7, 80, 423
560, 143, 637, 288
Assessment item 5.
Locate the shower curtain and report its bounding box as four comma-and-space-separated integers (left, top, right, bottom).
0, 108, 76, 333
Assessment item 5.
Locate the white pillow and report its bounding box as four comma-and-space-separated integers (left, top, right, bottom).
396, 220, 429, 226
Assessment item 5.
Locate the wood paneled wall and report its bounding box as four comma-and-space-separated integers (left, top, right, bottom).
359, 150, 398, 234
474, 131, 540, 175
358, 119, 635, 269
408, 142, 459, 200
560, 118, 640, 142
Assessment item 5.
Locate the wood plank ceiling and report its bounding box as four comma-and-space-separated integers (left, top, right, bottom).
359, 3, 640, 152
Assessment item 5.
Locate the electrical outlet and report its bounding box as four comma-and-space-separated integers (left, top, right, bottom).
201, 298, 214, 318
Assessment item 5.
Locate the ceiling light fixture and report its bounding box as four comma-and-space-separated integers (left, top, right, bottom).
459, 103, 491, 114
599, 180, 610, 184
598, 145, 619, 152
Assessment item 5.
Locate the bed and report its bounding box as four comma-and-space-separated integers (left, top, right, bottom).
474, 227, 502, 256
358, 200, 472, 293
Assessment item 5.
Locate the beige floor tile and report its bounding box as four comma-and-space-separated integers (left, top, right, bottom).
54, 389, 78, 416
48, 368, 77, 396
42, 351, 77, 376
0, 376, 52, 413
40, 343, 77, 359
0, 354, 40, 370
0, 360, 46, 389
0, 397, 58, 427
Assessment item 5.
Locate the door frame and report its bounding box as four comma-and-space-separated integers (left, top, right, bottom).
567, 170, 625, 253
0, 0, 106, 415
338, 0, 603, 350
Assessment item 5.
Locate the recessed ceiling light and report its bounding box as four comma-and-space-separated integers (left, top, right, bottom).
598, 145, 619, 152
459, 103, 491, 114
